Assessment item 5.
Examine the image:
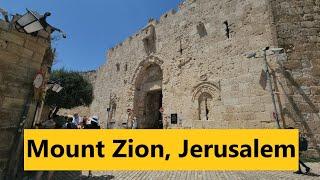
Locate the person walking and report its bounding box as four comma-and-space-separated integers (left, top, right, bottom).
82, 116, 91, 129
127, 109, 133, 129
89, 116, 100, 129
296, 134, 311, 174
287, 127, 311, 174
85, 116, 100, 177
132, 116, 138, 129
72, 113, 83, 128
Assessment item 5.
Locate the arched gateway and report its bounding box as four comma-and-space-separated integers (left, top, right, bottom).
132, 56, 164, 129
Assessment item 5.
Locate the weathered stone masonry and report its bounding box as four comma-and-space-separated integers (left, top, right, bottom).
0, 17, 52, 176
91, 0, 320, 157
270, 0, 320, 157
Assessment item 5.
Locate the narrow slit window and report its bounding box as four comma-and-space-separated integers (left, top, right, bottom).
197, 22, 207, 38
223, 21, 230, 39
116, 63, 120, 72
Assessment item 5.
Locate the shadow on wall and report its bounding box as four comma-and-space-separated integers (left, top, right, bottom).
275, 62, 320, 158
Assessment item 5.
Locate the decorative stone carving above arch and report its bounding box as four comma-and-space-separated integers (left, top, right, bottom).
130, 54, 164, 86
192, 81, 221, 121
191, 81, 221, 102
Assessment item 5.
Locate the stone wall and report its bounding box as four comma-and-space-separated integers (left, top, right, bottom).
0, 17, 51, 177
92, 0, 277, 128
271, 0, 320, 157
91, 0, 320, 156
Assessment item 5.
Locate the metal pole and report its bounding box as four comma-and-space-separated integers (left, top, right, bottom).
263, 48, 281, 129
106, 109, 109, 129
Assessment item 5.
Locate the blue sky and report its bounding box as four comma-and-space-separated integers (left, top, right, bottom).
1, 0, 181, 71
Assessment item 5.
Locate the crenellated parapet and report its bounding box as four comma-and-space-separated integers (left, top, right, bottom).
106, 0, 199, 60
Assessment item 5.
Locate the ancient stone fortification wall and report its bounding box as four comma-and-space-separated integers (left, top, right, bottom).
92, 0, 277, 128
271, 0, 320, 157
91, 0, 319, 156
0, 18, 51, 175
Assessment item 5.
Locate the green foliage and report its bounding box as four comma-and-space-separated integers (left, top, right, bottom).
45, 69, 93, 109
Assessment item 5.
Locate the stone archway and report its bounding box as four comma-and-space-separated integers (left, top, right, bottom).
133, 61, 163, 129
192, 82, 221, 121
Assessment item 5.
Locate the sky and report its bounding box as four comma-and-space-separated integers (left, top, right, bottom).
1, 0, 182, 71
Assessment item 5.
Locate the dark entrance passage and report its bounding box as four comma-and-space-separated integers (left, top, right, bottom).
145, 90, 163, 129
133, 63, 163, 129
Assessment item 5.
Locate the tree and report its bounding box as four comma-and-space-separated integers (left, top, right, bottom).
45, 69, 93, 113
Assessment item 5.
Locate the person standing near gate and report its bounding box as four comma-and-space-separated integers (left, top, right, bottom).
132, 116, 138, 129
72, 113, 83, 128
85, 116, 100, 177
127, 109, 134, 129
287, 127, 311, 174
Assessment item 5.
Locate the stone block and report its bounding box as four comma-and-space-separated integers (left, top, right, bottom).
255, 112, 270, 122
0, 20, 9, 31
0, 130, 14, 145
227, 120, 241, 128
311, 62, 320, 76
24, 39, 46, 55
251, 104, 265, 112
313, 95, 320, 103
246, 121, 261, 129
223, 97, 239, 105
311, 86, 320, 95
0, 39, 8, 49
250, 96, 261, 104
223, 113, 236, 122
6, 42, 33, 59
238, 96, 250, 104
296, 102, 318, 113
0, 49, 19, 63
0, 30, 25, 46
0, 148, 10, 160
237, 112, 255, 121
283, 60, 302, 70
260, 121, 277, 129
27, 60, 42, 71
1, 97, 25, 109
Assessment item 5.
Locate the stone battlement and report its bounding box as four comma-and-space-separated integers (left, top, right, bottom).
107, 0, 197, 59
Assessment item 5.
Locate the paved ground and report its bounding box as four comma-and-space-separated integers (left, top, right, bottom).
49, 163, 320, 180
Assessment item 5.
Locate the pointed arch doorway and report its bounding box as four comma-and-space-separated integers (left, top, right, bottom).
133, 63, 163, 129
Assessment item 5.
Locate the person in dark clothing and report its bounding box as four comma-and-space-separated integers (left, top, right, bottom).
287, 127, 311, 174
64, 116, 77, 129
82, 116, 91, 129
89, 116, 100, 129
84, 116, 100, 177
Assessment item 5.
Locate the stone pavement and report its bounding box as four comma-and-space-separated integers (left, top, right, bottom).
51, 163, 320, 180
